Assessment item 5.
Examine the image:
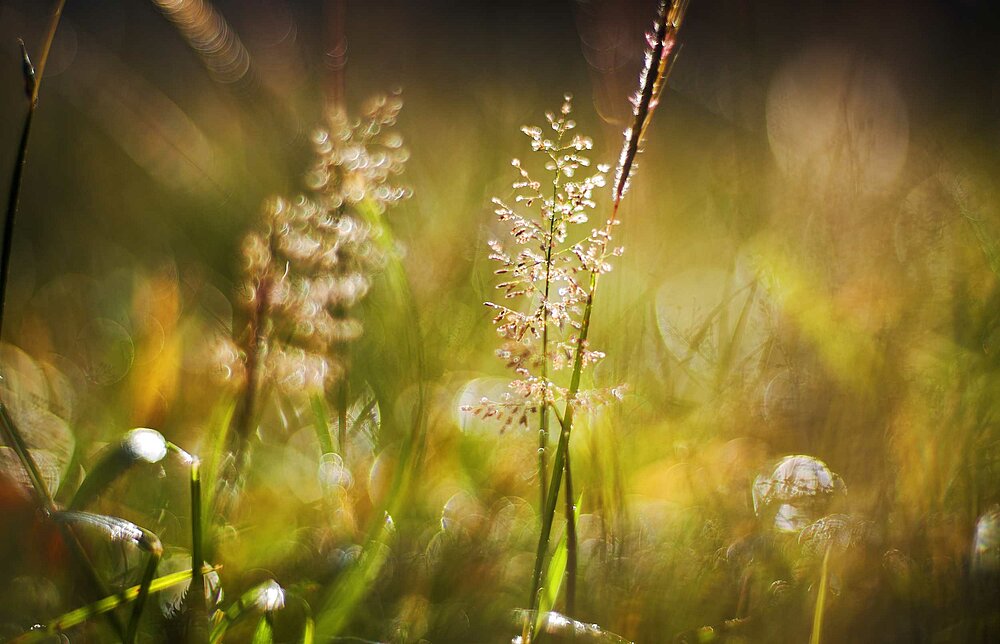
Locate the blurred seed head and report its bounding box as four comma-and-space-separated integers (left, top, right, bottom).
122, 428, 168, 463
753, 455, 846, 532
253, 579, 285, 613
972, 507, 1000, 575
232, 95, 410, 394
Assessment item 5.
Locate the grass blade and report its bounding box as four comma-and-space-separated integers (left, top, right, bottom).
1, 0, 66, 338
310, 393, 335, 455
313, 516, 393, 637
301, 614, 315, 644
251, 615, 275, 644
534, 495, 582, 634
188, 456, 207, 638
53, 510, 165, 643
17, 565, 221, 637
70, 428, 169, 509
810, 544, 833, 644
0, 404, 54, 510
210, 580, 285, 644
126, 543, 164, 643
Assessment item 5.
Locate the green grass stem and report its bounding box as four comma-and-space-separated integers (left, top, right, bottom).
524, 2, 688, 636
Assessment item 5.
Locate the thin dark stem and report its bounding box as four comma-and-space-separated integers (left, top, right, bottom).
1, 0, 66, 339
238, 283, 268, 441
0, 109, 34, 341
188, 458, 206, 642
1, 0, 68, 512
228, 274, 270, 483
127, 542, 163, 643
0, 407, 128, 639
0, 404, 54, 510
563, 445, 577, 616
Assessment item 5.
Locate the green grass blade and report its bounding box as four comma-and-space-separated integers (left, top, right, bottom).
54, 511, 161, 552
70, 428, 169, 509
310, 393, 335, 455
202, 398, 237, 518
189, 457, 206, 628
51, 511, 165, 641
252, 615, 274, 644
313, 518, 393, 637
126, 546, 163, 643
810, 545, 833, 644
210, 580, 285, 644
535, 495, 582, 634
301, 614, 315, 644
39, 565, 221, 633
536, 533, 568, 632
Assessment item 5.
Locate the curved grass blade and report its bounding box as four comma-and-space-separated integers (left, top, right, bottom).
67, 424, 201, 640
53, 511, 164, 643
70, 428, 169, 509
67, 429, 205, 637
12, 565, 221, 641
0, 407, 127, 638
209, 579, 285, 644
71, 427, 197, 505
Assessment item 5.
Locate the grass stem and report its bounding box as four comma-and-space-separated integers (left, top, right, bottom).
563, 446, 577, 616
189, 457, 207, 642
810, 544, 833, 644
126, 537, 163, 643
0, 406, 123, 637
1, 0, 67, 340
524, 2, 688, 635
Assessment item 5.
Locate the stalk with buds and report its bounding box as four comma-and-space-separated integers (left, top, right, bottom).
518, 0, 689, 636
217, 94, 410, 514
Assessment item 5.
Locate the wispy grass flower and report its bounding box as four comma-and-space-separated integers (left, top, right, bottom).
467, 96, 622, 434
239, 94, 409, 391
219, 93, 410, 504
469, 1, 691, 637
